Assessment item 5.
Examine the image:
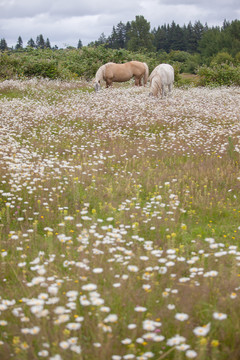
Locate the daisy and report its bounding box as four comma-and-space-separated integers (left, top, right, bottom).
66, 323, 81, 330
134, 306, 147, 312
38, 350, 49, 357
59, 341, 70, 349
82, 283, 97, 291
104, 314, 118, 323
186, 350, 197, 358
167, 334, 186, 346
213, 312, 227, 320
127, 265, 139, 272
193, 323, 210, 336
175, 313, 189, 321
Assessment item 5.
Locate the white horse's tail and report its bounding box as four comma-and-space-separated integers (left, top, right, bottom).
94, 64, 105, 91
143, 62, 149, 85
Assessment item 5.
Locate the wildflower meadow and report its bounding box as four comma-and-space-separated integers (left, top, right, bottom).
0, 78, 240, 360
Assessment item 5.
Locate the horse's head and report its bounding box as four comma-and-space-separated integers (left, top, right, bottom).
94, 81, 101, 92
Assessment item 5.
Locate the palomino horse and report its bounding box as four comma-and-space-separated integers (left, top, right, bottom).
94, 61, 149, 91
149, 64, 174, 98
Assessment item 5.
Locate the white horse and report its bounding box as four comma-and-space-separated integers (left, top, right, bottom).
149, 64, 174, 98
94, 61, 149, 91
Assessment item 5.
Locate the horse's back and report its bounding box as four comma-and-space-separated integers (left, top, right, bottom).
129, 61, 146, 76
104, 61, 146, 82
103, 63, 130, 82
155, 64, 174, 84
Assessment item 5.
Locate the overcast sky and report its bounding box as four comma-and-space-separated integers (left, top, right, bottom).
1, 0, 239, 48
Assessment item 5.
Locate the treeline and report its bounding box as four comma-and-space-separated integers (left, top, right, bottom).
1, 16, 240, 61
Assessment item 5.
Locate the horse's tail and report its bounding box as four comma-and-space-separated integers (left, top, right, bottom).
143, 62, 149, 86
94, 65, 105, 91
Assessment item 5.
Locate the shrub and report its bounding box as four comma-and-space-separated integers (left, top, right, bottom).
21, 58, 60, 78
198, 63, 240, 86
210, 52, 235, 66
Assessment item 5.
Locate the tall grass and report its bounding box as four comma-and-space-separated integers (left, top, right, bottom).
0, 79, 240, 360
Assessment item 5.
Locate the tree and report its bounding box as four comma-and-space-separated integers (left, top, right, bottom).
97, 33, 107, 45
152, 25, 168, 52
127, 15, 155, 52
198, 27, 222, 61
77, 39, 83, 49
36, 34, 45, 49
108, 22, 128, 49
27, 38, 36, 48
0, 38, 8, 51
15, 36, 23, 50
45, 38, 51, 49
224, 20, 240, 56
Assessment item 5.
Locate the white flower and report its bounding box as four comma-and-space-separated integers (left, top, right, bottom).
128, 324, 137, 329
93, 268, 103, 273
50, 355, 62, 360
70, 345, 81, 354
186, 350, 198, 358
38, 350, 49, 357
82, 283, 97, 291
175, 313, 189, 321
123, 355, 135, 359
167, 334, 186, 346
127, 265, 139, 272
100, 306, 110, 312
153, 335, 165, 342
176, 343, 190, 351
121, 338, 132, 344
66, 291, 78, 298
104, 314, 118, 323
64, 216, 74, 221
134, 306, 147, 312
213, 312, 227, 320
193, 323, 210, 336
66, 323, 81, 330
29, 326, 40, 334
59, 341, 70, 349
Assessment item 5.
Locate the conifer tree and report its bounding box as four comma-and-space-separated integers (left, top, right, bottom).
45, 38, 51, 49
27, 38, 36, 48
15, 36, 23, 50
77, 39, 83, 49
127, 15, 154, 52
36, 34, 45, 49
0, 38, 8, 51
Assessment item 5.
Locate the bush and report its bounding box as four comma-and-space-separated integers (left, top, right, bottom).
21, 58, 60, 78
198, 63, 240, 86
0, 52, 20, 79
210, 52, 235, 66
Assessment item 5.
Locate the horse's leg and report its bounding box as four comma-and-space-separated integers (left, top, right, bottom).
163, 85, 167, 97
161, 85, 165, 98
106, 79, 112, 88
134, 77, 140, 86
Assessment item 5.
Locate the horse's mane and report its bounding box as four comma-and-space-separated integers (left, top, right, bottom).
150, 74, 162, 95
95, 64, 106, 83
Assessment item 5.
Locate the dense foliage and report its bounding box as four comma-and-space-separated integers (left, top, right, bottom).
0, 17, 240, 85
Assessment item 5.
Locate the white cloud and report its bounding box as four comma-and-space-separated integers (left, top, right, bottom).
0, 0, 239, 47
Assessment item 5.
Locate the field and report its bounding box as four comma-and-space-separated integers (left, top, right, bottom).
0, 79, 240, 360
